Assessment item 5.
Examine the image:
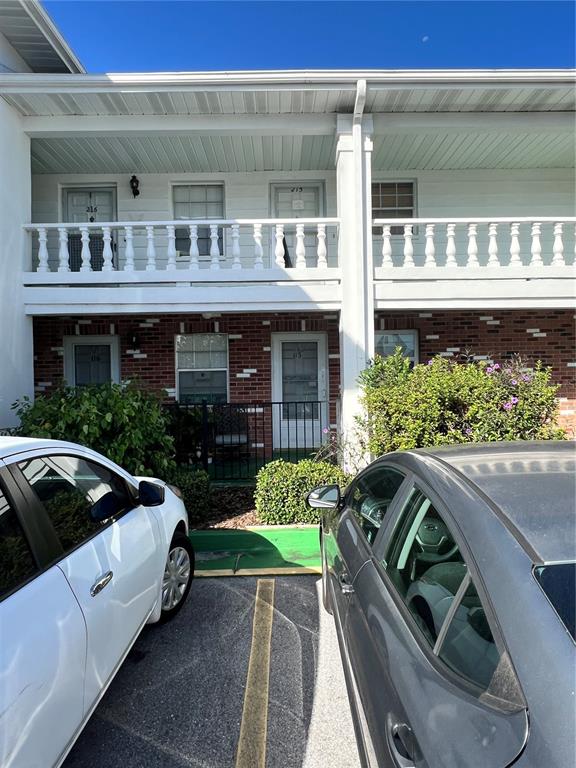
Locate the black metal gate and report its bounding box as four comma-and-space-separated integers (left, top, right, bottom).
166, 401, 328, 481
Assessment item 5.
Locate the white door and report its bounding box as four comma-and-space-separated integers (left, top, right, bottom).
271, 184, 322, 267
271, 333, 328, 450
64, 187, 116, 271
14, 452, 162, 711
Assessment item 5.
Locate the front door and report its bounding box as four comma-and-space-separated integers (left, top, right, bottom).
63, 187, 116, 271
271, 183, 323, 267
271, 333, 328, 450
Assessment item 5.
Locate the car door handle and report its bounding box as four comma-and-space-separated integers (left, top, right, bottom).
338, 572, 354, 594
387, 721, 417, 768
90, 571, 113, 597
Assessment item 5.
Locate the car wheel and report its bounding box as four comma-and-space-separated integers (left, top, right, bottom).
321, 528, 333, 615
159, 532, 194, 623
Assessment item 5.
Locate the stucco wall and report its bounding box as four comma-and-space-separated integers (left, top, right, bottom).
0, 99, 33, 427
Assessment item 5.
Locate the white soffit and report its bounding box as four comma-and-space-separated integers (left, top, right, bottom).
0, 1, 84, 73
30, 134, 338, 173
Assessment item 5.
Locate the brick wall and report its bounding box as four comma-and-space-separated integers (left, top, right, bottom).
376, 309, 576, 433
33, 312, 342, 425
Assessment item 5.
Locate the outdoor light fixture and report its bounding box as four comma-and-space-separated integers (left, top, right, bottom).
127, 329, 141, 349
129, 175, 140, 198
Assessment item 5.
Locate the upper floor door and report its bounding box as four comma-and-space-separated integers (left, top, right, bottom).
271, 183, 323, 267
63, 187, 117, 271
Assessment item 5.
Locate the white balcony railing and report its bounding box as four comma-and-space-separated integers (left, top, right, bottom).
374, 217, 576, 269
25, 218, 339, 274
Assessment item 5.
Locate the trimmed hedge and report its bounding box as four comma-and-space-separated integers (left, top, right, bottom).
164, 466, 211, 524
255, 459, 350, 525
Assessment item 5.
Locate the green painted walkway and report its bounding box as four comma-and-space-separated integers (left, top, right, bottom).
190, 525, 321, 576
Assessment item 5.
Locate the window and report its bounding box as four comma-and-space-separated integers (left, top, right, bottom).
18, 455, 132, 553
375, 330, 418, 364
347, 466, 405, 546
63, 336, 120, 387
0, 484, 37, 597
384, 488, 501, 692
176, 334, 228, 404
372, 181, 415, 236
172, 184, 224, 259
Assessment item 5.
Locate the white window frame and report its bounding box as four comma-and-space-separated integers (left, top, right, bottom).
170, 182, 226, 262
372, 179, 418, 237
63, 336, 120, 386
175, 333, 229, 403
374, 329, 419, 364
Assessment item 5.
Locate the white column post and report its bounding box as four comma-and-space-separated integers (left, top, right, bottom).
57, 227, 69, 273
166, 224, 177, 270
336, 110, 374, 467
231, 224, 242, 269
37, 227, 49, 272
124, 225, 135, 271
274, 224, 286, 267
101, 226, 114, 272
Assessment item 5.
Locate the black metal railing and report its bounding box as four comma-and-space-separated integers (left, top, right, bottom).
165, 401, 329, 481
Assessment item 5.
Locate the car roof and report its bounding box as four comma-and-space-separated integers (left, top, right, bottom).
0, 436, 76, 457
408, 441, 576, 564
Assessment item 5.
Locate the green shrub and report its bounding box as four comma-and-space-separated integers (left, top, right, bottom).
255, 459, 350, 525
164, 465, 210, 524
13, 383, 175, 477
359, 350, 565, 456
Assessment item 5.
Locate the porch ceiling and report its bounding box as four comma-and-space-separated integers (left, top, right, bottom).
30, 134, 338, 174
371, 131, 575, 170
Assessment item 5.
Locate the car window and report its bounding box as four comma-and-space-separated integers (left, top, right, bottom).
0, 483, 38, 597
17, 455, 133, 553
384, 488, 501, 692
347, 466, 405, 546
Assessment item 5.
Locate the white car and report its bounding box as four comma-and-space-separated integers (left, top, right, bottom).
0, 437, 194, 768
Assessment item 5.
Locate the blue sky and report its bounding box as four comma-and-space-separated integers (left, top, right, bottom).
43, 1, 575, 72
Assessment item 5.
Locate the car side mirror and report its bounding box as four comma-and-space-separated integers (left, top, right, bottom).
306, 484, 341, 510
138, 480, 165, 507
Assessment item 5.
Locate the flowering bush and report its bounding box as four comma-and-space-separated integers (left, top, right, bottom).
359, 350, 565, 456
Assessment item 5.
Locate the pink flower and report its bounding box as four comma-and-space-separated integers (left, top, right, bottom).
322, 427, 329, 434
511, 379, 518, 385
427, 360, 433, 365
511, 396, 519, 404
493, 363, 500, 370
465, 428, 472, 435
486, 367, 494, 374
503, 402, 513, 410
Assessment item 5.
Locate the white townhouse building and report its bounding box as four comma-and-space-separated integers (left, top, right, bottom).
0, 1, 575, 463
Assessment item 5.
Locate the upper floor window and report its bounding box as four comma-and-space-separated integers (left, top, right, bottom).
176, 334, 228, 404
372, 181, 415, 236
173, 184, 224, 258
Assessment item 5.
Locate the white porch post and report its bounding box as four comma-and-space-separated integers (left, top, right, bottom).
0, 100, 33, 427
336, 109, 374, 467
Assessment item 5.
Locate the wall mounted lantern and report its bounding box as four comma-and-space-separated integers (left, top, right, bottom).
129, 175, 140, 198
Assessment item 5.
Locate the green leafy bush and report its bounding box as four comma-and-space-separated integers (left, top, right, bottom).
13, 383, 175, 477
164, 465, 210, 524
255, 459, 350, 525
359, 350, 565, 456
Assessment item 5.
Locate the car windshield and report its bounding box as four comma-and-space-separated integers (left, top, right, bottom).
534, 563, 576, 642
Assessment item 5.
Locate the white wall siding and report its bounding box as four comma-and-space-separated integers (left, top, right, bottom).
31, 170, 338, 270
0, 99, 33, 426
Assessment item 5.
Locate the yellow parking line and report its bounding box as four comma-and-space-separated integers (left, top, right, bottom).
235, 578, 275, 768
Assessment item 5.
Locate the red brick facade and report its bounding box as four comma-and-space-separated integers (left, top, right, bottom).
33, 308, 575, 434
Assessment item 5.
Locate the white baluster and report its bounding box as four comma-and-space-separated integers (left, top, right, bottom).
166, 224, 177, 270
231, 224, 241, 270
210, 224, 220, 270
37, 227, 49, 273
509, 223, 522, 267
530, 222, 543, 267
381, 225, 392, 267
80, 226, 91, 272
102, 226, 114, 272
145, 225, 157, 271
253, 223, 264, 270
467, 223, 479, 267
275, 224, 285, 267
295, 223, 306, 269
124, 226, 135, 271
552, 222, 565, 266
189, 224, 199, 269
57, 227, 69, 273
424, 224, 435, 268
487, 223, 499, 267
445, 224, 457, 267
317, 224, 328, 268
403, 224, 414, 267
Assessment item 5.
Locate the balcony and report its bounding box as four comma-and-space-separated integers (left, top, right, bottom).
373, 217, 576, 309
22, 218, 341, 315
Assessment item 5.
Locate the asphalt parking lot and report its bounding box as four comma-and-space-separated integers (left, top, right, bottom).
63, 575, 361, 768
